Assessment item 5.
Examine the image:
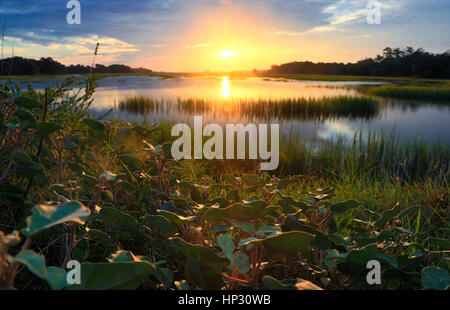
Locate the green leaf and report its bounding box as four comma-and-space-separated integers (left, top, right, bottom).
115, 127, 131, 144
313, 233, 332, 251
231, 252, 250, 274
117, 154, 144, 170
356, 230, 395, 247
190, 187, 203, 203
204, 204, 253, 223
376, 254, 399, 268
243, 200, 268, 217
325, 249, 347, 263
226, 189, 240, 202
170, 237, 229, 270
22, 201, 90, 236
256, 225, 281, 238
154, 267, 173, 288
15, 108, 37, 129
10, 250, 46, 279
12, 151, 33, 164
295, 278, 323, 290
36, 122, 62, 136
247, 231, 315, 256
346, 243, 378, 266
46, 267, 68, 290
278, 196, 308, 213
184, 258, 225, 290
13, 162, 45, 178
421, 267, 450, 290
375, 203, 402, 228
330, 200, 361, 213
217, 234, 234, 260
63, 140, 78, 150
158, 210, 194, 226
229, 220, 255, 234
14, 96, 42, 109
100, 206, 139, 228
263, 276, 294, 290
83, 118, 105, 131
70, 261, 155, 290
238, 237, 259, 247
144, 215, 177, 235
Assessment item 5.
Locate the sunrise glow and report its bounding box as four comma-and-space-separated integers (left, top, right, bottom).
219, 50, 234, 58
222, 76, 230, 98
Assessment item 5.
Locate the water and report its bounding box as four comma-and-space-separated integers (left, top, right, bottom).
3, 75, 450, 145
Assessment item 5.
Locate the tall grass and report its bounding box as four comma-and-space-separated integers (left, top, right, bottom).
368, 85, 450, 101
119, 95, 380, 120
278, 131, 449, 181
151, 121, 449, 182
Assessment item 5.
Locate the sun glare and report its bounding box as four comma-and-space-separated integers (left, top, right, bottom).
220, 50, 234, 58
222, 76, 230, 98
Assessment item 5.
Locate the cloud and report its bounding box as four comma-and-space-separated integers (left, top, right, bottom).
274, 25, 337, 36
323, 0, 405, 26
186, 43, 213, 49
1, 0, 449, 70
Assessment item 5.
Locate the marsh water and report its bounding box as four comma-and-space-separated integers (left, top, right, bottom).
4, 75, 450, 145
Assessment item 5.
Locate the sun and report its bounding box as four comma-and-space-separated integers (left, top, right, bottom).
219, 50, 234, 58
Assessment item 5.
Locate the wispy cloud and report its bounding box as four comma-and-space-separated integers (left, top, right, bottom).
274, 25, 337, 36
186, 43, 213, 49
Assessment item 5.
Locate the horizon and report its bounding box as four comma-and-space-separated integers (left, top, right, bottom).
1, 0, 449, 72
7, 46, 450, 74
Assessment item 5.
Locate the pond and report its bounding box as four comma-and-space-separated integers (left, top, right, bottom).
3, 75, 450, 145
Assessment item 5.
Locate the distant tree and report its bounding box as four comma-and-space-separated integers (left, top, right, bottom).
267, 47, 450, 78
0, 57, 153, 76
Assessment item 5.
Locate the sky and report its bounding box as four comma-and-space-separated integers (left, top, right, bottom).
1, 0, 449, 72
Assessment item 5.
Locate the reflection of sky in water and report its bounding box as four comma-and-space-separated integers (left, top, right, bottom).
3, 75, 449, 145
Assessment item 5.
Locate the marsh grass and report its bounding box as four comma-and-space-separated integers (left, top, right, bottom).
278, 131, 449, 181
261, 73, 450, 86
367, 85, 450, 101
150, 121, 449, 182
119, 95, 380, 120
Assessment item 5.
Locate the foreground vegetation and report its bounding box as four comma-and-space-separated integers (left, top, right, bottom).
0, 78, 449, 290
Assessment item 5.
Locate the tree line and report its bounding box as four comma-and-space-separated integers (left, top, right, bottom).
0, 56, 153, 76
268, 47, 450, 79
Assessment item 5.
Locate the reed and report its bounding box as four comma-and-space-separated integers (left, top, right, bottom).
119, 95, 380, 120
277, 131, 449, 181
368, 85, 450, 101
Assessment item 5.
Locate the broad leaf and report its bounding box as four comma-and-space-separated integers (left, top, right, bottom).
22, 201, 90, 236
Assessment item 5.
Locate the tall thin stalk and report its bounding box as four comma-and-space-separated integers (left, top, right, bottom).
89, 43, 99, 75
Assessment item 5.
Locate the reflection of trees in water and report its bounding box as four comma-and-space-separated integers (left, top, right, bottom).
118, 96, 381, 122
